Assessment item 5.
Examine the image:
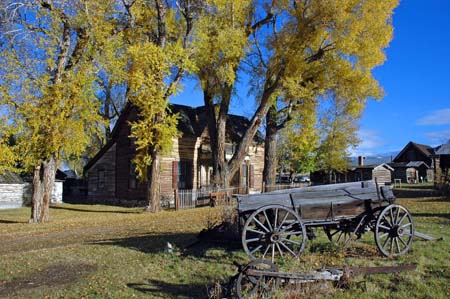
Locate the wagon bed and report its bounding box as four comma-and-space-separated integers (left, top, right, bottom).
236, 181, 394, 223
235, 181, 414, 261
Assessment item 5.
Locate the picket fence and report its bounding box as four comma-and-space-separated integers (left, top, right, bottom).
165, 182, 309, 210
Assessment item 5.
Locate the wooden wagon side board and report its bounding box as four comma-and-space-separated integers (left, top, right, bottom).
236, 182, 389, 216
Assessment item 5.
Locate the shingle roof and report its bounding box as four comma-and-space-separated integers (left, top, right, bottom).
412, 142, 435, 156
84, 103, 264, 172
406, 161, 430, 168
0, 170, 24, 183
436, 140, 450, 155
393, 141, 435, 162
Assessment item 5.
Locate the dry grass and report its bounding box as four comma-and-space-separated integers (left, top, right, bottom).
0, 185, 449, 298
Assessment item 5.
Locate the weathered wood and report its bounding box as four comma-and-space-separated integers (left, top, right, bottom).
236, 181, 385, 214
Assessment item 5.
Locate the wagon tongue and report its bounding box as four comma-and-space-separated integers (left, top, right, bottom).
344, 264, 416, 277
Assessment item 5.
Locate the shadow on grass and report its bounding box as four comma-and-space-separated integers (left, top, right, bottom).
50, 205, 142, 214
394, 188, 439, 198
128, 279, 208, 298
0, 219, 27, 224
89, 233, 241, 259
411, 213, 450, 220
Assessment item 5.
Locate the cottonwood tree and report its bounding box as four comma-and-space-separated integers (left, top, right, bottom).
193, 0, 398, 188
0, 0, 114, 223
254, 0, 398, 186
316, 94, 362, 181
116, 0, 198, 212
193, 0, 274, 187
276, 103, 318, 178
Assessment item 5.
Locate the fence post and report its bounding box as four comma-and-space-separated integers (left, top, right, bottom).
174, 189, 179, 211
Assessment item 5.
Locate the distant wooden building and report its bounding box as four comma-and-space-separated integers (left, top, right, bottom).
435, 140, 450, 181
84, 104, 265, 206
351, 164, 393, 185
311, 162, 393, 186
389, 141, 437, 182
388, 161, 430, 183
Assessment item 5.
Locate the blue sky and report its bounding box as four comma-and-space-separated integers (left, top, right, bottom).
171, 0, 450, 156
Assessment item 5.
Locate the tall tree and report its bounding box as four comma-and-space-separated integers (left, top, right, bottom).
117, 0, 197, 212
193, 0, 274, 187
194, 0, 398, 188
316, 94, 362, 180
0, 0, 113, 223
257, 0, 398, 186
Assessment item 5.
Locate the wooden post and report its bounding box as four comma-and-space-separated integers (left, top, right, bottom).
174, 189, 179, 211
262, 181, 266, 193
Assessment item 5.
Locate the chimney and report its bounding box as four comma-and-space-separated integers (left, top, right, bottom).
358, 156, 365, 166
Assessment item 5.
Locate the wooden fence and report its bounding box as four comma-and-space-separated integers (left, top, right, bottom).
167, 182, 311, 210
173, 186, 243, 210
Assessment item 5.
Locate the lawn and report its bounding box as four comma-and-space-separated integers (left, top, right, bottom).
0, 185, 449, 299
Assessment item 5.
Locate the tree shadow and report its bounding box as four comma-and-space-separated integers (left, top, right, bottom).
411, 213, 450, 220
0, 219, 27, 224
394, 189, 439, 198
89, 232, 241, 259
417, 197, 450, 203
127, 279, 208, 298
50, 205, 142, 214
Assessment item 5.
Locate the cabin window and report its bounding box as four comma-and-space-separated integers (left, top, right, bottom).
178, 160, 193, 189
129, 161, 137, 189
241, 164, 248, 188
98, 168, 105, 190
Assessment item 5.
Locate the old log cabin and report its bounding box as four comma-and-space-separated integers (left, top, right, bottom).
84, 104, 265, 206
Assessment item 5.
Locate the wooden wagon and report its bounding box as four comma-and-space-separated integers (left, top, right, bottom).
235, 181, 414, 262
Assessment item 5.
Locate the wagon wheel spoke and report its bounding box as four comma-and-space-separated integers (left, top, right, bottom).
263, 210, 273, 231
389, 236, 394, 254
389, 208, 395, 227
394, 207, 401, 225
378, 232, 388, 239
382, 236, 391, 251
397, 213, 408, 226
395, 237, 401, 253
246, 238, 262, 243
275, 243, 283, 258
278, 212, 289, 231
250, 245, 263, 255
274, 208, 279, 231
281, 237, 301, 246
271, 244, 275, 262
279, 240, 297, 256
398, 235, 408, 247
401, 223, 413, 228
378, 224, 391, 231
262, 244, 271, 259
253, 217, 270, 233
246, 228, 266, 235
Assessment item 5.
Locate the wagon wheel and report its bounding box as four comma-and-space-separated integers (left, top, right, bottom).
323, 226, 354, 246
235, 259, 280, 299
242, 205, 307, 262
374, 204, 414, 257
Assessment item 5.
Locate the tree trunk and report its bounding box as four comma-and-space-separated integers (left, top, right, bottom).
30, 155, 57, 223
263, 105, 278, 189
146, 151, 161, 212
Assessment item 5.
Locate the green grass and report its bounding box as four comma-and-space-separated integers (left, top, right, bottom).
0, 186, 449, 299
